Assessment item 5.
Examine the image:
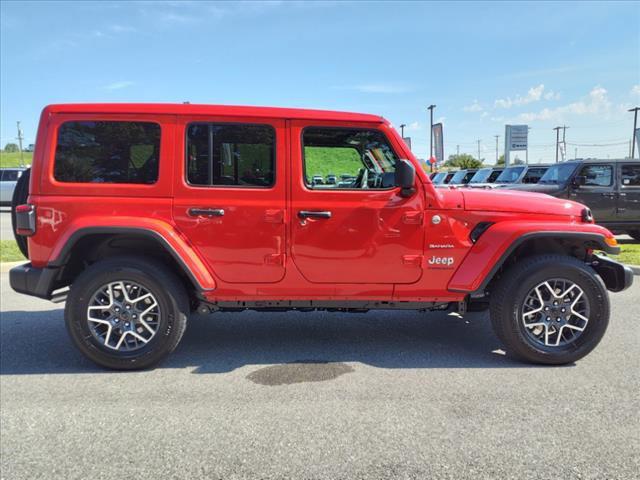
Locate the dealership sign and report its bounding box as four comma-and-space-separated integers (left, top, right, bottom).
506, 125, 528, 151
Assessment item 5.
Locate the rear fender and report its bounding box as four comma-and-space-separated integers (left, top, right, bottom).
48, 218, 216, 291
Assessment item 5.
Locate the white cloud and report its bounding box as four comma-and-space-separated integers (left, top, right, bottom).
495, 84, 553, 109
632, 85, 640, 97
407, 121, 421, 131
544, 90, 561, 101
436, 116, 446, 124
463, 100, 483, 112
516, 85, 611, 122
104, 81, 135, 91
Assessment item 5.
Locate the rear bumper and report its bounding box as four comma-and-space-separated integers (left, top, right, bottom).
591, 254, 634, 293
9, 263, 59, 300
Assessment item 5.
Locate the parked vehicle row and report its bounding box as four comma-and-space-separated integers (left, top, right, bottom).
429, 164, 549, 188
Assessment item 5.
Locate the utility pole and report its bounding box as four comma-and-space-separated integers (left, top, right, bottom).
477, 139, 481, 163
494, 135, 499, 163
16, 121, 24, 167
575, 147, 578, 160
561, 125, 569, 162
399, 124, 406, 139
553, 126, 562, 163
456, 144, 460, 156
629, 107, 639, 159
428, 105, 436, 172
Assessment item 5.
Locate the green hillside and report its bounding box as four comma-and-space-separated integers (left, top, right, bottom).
0, 151, 32, 168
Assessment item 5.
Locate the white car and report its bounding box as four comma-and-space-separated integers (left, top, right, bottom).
0, 168, 27, 206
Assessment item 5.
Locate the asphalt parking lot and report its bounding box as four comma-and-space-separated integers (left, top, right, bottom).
1, 272, 638, 480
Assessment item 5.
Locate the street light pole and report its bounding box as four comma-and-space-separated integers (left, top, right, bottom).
428, 105, 436, 172
399, 123, 406, 139
629, 107, 639, 159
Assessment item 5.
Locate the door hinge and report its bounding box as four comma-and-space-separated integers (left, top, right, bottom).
264, 253, 286, 266
402, 211, 423, 225
264, 209, 285, 223
402, 254, 423, 266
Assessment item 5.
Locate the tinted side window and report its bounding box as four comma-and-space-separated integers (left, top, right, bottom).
303, 128, 399, 189
580, 165, 612, 187
522, 167, 547, 183
186, 124, 275, 187
621, 164, 640, 187
54, 121, 160, 184
2, 170, 19, 181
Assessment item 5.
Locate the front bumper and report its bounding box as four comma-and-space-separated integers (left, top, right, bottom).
591, 254, 634, 293
9, 263, 60, 300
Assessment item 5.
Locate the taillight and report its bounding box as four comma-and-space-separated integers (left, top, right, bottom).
15, 204, 36, 236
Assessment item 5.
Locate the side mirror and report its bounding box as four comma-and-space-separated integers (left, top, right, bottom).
395, 159, 416, 197
572, 175, 586, 188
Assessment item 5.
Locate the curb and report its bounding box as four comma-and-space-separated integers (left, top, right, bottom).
630, 265, 640, 276
0, 261, 25, 273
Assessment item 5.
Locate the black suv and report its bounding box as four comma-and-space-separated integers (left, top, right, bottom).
507, 159, 640, 240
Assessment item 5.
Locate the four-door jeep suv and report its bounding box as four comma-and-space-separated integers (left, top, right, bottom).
10, 104, 633, 370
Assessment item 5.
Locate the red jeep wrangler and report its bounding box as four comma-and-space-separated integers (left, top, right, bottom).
10, 104, 633, 370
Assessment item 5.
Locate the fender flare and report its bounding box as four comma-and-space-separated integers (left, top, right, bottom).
448, 228, 619, 295
48, 226, 216, 292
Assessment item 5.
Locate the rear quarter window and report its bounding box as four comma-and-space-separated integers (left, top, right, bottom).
54, 121, 161, 184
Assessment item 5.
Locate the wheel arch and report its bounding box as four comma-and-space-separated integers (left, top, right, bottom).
449, 228, 619, 296
48, 227, 215, 294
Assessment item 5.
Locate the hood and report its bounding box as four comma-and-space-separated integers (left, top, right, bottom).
460, 187, 584, 217
505, 183, 566, 195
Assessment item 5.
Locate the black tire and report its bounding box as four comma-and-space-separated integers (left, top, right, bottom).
10, 168, 30, 258
489, 254, 609, 365
65, 255, 189, 370
628, 230, 640, 242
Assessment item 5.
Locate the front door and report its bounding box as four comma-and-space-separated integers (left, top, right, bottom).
289, 120, 425, 284
173, 116, 286, 283
572, 163, 617, 223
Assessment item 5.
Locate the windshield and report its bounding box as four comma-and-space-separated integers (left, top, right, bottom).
449, 170, 468, 184
487, 169, 502, 182
469, 168, 493, 184
539, 163, 579, 184
432, 172, 447, 184
495, 166, 525, 183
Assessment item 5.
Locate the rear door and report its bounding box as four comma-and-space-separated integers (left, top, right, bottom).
172, 116, 286, 283
572, 163, 617, 222
289, 120, 425, 284
618, 162, 640, 222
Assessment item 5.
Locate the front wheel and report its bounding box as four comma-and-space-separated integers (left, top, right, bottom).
489, 254, 609, 365
65, 256, 189, 370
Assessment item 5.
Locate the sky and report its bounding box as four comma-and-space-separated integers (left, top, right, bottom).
1, 0, 639, 163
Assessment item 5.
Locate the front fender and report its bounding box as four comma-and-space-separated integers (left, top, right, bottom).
48, 217, 216, 291
447, 221, 617, 294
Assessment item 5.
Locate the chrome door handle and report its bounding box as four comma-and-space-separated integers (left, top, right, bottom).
298, 210, 332, 219
188, 208, 225, 217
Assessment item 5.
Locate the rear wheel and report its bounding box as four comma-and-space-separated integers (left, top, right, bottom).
490, 254, 609, 365
10, 168, 30, 258
65, 256, 189, 370
628, 230, 640, 242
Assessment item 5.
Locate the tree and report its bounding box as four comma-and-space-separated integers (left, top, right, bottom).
444, 153, 483, 169
4, 143, 18, 152
496, 154, 524, 166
